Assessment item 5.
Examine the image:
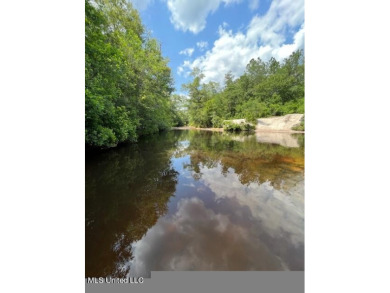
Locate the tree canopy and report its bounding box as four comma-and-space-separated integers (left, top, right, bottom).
182, 50, 305, 128
85, 0, 177, 148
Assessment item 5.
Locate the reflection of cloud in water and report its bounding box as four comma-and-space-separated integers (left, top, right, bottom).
123, 144, 305, 277
86, 130, 304, 278
127, 162, 304, 276
128, 197, 284, 277
171, 140, 190, 158
182, 182, 195, 188
200, 165, 304, 248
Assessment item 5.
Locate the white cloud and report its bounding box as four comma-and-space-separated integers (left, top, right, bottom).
179, 47, 195, 57
248, 0, 260, 10
166, 0, 241, 34
179, 0, 304, 84
128, 0, 154, 11
196, 41, 208, 51
177, 66, 184, 75
177, 60, 192, 76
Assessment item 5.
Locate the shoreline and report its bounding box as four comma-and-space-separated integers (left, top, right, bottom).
171, 126, 304, 134
171, 126, 224, 132
172, 114, 304, 134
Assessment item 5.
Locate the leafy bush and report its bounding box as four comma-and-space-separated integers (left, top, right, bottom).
222, 121, 241, 131
237, 100, 269, 123
223, 121, 255, 132
211, 115, 223, 128
280, 97, 304, 115
242, 123, 255, 131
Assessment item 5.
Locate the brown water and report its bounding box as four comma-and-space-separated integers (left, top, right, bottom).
86, 130, 304, 278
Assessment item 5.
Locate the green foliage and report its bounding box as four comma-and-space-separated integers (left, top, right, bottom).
86, 0, 305, 148
222, 121, 255, 132
85, 0, 174, 148
222, 121, 241, 131
169, 94, 188, 126
236, 100, 269, 123
182, 50, 304, 129
242, 122, 256, 131
211, 115, 223, 128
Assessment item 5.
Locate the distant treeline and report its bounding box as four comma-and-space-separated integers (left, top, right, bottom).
86, 0, 178, 148
178, 50, 304, 128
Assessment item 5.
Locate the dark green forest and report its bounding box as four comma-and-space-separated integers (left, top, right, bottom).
85, 0, 304, 149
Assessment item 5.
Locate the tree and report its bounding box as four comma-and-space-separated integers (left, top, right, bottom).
85, 0, 175, 148
181, 50, 304, 128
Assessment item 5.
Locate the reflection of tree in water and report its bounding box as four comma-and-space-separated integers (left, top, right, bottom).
85, 130, 304, 277
86, 132, 181, 278
182, 131, 304, 190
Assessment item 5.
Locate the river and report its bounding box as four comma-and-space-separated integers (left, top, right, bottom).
86, 130, 304, 277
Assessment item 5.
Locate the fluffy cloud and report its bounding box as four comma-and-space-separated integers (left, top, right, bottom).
166, 0, 241, 34
196, 41, 209, 51
179, 47, 195, 57
177, 66, 184, 75
177, 60, 191, 76
179, 0, 304, 84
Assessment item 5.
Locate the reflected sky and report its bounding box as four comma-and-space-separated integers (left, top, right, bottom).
86, 130, 304, 277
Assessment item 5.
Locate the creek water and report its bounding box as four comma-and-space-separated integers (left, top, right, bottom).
86, 130, 304, 277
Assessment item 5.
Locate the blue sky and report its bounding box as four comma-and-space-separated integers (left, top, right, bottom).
129, 0, 304, 93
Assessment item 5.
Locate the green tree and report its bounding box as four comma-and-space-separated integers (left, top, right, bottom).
182, 50, 304, 129
85, 0, 175, 148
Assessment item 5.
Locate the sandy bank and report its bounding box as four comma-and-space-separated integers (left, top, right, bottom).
232, 114, 304, 132
172, 114, 304, 133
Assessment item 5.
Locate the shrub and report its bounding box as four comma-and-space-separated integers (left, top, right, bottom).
242, 123, 255, 131
223, 121, 255, 132
212, 115, 223, 128
223, 121, 241, 131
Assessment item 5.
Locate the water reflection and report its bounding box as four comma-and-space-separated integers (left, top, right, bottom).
85, 133, 180, 277
231, 132, 301, 148
86, 130, 304, 277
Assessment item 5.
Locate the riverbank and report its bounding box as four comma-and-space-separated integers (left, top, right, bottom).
172, 127, 304, 134
171, 126, 224, 132
172, 114, 305, 133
